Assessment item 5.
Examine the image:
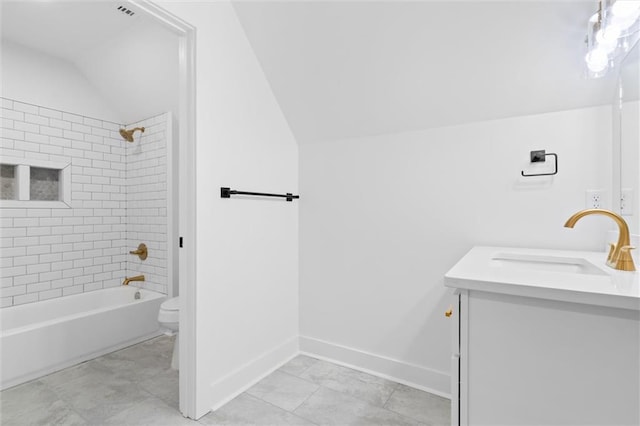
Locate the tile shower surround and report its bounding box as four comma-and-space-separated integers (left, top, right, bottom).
125, 116, 168, 296
0, 98, 168, 307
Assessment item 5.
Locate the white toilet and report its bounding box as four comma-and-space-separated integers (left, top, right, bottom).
157, 296, 179, 370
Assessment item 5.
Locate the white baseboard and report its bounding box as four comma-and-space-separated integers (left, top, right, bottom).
299, 335, 451, 399
208, 335, 299, 412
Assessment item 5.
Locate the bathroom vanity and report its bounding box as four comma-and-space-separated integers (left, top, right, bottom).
445, 246, 640, 426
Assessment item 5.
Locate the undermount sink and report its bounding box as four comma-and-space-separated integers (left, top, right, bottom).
491, 252, 608, 276
445, 246, 639, 311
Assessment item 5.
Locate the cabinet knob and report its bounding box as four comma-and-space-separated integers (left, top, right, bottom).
445, 305, 453, 317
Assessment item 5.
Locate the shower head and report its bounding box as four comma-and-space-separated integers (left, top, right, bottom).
119, 127, 145, 142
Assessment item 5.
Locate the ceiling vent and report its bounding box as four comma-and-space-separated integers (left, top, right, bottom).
116, 5, 135, 16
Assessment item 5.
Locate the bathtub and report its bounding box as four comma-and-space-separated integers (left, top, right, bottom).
0, 286, 165, 390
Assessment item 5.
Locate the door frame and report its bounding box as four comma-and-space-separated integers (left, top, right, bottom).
129, 0, 197, 419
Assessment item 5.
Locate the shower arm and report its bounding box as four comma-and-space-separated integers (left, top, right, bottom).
119, 126, 145, 142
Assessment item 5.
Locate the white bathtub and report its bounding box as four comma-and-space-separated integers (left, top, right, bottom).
0, 286, 165, 390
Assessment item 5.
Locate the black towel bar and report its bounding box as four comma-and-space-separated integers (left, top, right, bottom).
220, 187, 299, 202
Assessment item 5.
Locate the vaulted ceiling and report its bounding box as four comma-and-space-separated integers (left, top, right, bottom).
233, 1, 619, 144
1, 0, 179, 124
2, 1, 624, 144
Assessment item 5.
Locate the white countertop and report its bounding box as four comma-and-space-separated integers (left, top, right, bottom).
444, 246, 640, 311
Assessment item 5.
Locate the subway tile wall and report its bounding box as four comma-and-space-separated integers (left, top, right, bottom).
0, 98, 168, 307
125, 114, 168, 295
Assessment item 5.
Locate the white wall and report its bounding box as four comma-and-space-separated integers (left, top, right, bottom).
299, 106, 613, 396
0, 41, 120, 123
620, 100, 639, 234
160, 2, 299, 418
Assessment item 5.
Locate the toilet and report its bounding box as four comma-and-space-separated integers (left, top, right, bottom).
157, 296, 179, 370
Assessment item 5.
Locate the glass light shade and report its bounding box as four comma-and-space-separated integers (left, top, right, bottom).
611, 0, 640, 18
596, 29, 620, 53
586, 48, 610, 73
585, 2, 640, 78
587, 12, 600, 50
601, 24, 622, 41
610, 12, 640, 30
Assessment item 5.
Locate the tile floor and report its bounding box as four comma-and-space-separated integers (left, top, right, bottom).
0, 336, 450, 425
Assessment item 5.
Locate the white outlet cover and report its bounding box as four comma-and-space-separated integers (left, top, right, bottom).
585, 190, 605, 209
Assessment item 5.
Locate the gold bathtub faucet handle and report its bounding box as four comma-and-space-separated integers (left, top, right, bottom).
123, 275, 145, 286
129, 243, 148, 260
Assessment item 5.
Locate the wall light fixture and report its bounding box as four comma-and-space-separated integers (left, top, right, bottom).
585, 0, 640, 77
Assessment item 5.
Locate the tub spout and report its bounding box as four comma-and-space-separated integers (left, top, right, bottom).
123, 275, 145, 286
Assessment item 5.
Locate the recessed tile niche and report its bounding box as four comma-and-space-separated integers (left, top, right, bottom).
30, 167, 60, 201
0, 164, 16, 200
0, 157, 70, 207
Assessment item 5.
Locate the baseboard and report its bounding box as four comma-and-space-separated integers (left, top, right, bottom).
208, 335, 299, 412
299, 335, 451, 399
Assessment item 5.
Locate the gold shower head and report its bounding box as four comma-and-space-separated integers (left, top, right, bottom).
119, 127, 145, 142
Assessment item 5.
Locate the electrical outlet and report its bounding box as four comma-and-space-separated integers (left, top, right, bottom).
586, 190, 604, 209
621, 188, 634, 216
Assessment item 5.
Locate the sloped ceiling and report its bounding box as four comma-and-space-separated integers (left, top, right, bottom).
73, 21, 179, 124
1, 0, 178, 124
1, 1, 140, 62
2, 1, 623, 143
233, 1, 619, 144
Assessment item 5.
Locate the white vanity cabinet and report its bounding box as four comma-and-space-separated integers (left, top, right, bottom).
446, 247, 640, 426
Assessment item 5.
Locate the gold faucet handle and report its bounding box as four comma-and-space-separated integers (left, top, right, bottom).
129, 243, 148, 261
616, 246, 636, 272
620, 245, 636, 257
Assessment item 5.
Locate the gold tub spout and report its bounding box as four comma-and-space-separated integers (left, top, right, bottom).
123, 275, 145, 286
564, 209, 635, 271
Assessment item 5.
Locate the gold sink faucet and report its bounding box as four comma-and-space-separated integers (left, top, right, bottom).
564, 209, 635, 271
123, 275, 145, 285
